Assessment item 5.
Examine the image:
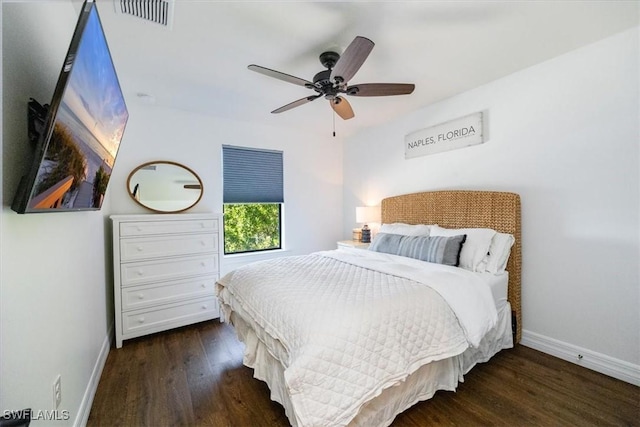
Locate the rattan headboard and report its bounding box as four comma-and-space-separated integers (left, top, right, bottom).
381, 190, 522, 343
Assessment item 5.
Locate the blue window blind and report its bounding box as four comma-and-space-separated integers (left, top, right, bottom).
222, 145, 284, 204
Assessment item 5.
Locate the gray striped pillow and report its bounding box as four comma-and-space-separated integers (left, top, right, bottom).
370, 233, 467, 266
397, 234, 466, 266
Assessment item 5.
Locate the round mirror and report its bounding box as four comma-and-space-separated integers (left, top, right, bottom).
126, 161, 203, 213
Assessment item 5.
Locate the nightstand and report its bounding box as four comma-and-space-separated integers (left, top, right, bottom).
337, 240, 370, 250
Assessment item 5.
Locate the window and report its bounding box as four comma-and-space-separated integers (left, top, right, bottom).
222, 145, 283, 254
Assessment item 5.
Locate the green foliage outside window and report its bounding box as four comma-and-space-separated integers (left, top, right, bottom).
224, 203, 281, 254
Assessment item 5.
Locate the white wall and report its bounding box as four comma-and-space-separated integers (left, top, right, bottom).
107, 103, 344, 274
343, 27, 639, 380
1, 2, 344, 424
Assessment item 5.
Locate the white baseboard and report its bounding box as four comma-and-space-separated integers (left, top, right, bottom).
521, 329, 640, 386
74, 324, 113, 427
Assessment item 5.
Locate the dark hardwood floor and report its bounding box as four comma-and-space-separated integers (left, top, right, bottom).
87, 320, 639, 426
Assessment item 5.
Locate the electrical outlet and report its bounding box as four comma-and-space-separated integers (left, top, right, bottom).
53, 375, 62, 409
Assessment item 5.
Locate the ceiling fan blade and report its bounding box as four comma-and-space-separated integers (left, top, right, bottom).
271, 94, 322, 114
248, 64, 313, 88
330, 36, 374, 84
330, 96, 355, 120
346, 83, 415, 96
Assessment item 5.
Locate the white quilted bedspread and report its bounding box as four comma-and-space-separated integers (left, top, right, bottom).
216, 248, 497, 427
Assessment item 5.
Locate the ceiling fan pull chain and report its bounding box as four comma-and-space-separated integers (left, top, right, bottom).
333, 110, 336, 137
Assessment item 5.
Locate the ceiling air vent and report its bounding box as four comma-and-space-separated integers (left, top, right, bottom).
114, 0, 175, 29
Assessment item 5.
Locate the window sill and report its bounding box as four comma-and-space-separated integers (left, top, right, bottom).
223, 248, 291, 260
224, 249, 291, 258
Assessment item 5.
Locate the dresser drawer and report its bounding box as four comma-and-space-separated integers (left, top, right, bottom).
122, 297, 218, 334
121, 276, 216, 311
120, 219, 218, 237
120, 233, 218, 261
120, 255, 217, 287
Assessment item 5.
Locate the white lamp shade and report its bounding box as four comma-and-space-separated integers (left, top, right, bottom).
356, 206, 381, 224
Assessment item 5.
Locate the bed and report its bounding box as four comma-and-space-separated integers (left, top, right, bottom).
216, 190, 521, 426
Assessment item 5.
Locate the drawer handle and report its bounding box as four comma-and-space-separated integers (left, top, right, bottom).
136, 270, 144, 276
136, 226, 142, 232
138, 294, 144, 300
201, 305, 208, 310
200, 262, 206, 267
200, 240, 206, 246
136, 246, 143, 252
201, 283, 206, 288
138, 317, 145, 324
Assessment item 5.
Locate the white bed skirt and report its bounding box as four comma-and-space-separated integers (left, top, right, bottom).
222, 302, 513, 427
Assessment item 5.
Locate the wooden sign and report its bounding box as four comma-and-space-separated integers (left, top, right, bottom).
405, 111, 486, 159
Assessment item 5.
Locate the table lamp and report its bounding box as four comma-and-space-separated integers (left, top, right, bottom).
356, 206, 381, 243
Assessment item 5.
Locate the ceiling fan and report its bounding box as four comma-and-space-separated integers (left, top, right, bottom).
248, 36, 415, 121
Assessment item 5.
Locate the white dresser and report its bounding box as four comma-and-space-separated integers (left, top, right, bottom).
111, 213, 222, 348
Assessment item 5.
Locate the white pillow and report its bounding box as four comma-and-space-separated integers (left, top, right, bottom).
430, 225, 496, 272
378, 223, 432, 236
484, 232, 515, 274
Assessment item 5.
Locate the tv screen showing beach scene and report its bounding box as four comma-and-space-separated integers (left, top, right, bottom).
20, 2, 128, 212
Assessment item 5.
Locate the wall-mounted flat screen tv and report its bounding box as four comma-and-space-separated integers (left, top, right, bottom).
12, 0, 128, 214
